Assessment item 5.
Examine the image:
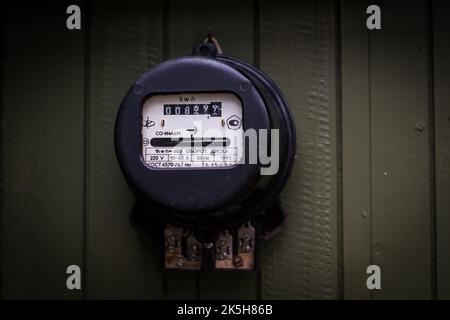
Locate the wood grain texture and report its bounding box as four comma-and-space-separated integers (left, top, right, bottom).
2, 1, 85, 299
168, 0, 258, 300
433, 0, 450, 300
370, 0, 432, 299
86, 0, 164, 299
259, 0, 339, 299
341, 0, 372, 299
2, 0, 448, 300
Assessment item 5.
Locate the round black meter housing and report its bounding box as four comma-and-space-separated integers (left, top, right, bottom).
115, 43, 295, 271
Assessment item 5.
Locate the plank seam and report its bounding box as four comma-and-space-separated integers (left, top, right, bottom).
82, 0, 93, 300
367, 0, 374, 300
163, 0, 170, 61
427, 0, 437, 300
0, 1, 5, 301
254, 0, 262, 299
335, 0, 344, 300
253, 0, 261, 69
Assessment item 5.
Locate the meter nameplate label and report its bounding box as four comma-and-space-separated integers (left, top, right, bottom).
142, 93, 243, 169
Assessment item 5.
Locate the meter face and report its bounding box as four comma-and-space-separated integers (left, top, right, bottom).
142, 92, 243, 169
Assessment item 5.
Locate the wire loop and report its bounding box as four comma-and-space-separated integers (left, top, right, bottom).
204, 32, 223, 54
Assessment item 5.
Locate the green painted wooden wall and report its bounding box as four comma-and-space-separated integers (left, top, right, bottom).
1, 0, 449, 299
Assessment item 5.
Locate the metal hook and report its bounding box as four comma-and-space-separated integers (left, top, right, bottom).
204, 31, 223, 54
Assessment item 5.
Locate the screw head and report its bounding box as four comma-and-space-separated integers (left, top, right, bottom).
204, 242, 213, 249
414, 122, 426, 132
176, 258, 185, 267
233, 255, 244, 268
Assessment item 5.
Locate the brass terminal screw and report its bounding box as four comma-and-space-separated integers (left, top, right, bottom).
176, 257, 185, 267
233, 255, 244, 268
204, 242, 214, 249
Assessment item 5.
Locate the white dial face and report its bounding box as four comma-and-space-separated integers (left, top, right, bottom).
142, 92, 243, 169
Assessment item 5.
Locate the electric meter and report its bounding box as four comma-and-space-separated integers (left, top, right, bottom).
115, 42, 296, 271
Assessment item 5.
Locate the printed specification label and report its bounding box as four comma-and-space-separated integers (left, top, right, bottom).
144, 147, 238, 168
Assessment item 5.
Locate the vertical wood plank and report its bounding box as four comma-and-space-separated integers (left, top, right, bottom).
2, 1, 85, 299
433, 0, 450, 300
260, 0, 339, 299
168, 0, 258, 299
86, 0, 164, 299
370, 0, 432, 299
341, 0, 372, 299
